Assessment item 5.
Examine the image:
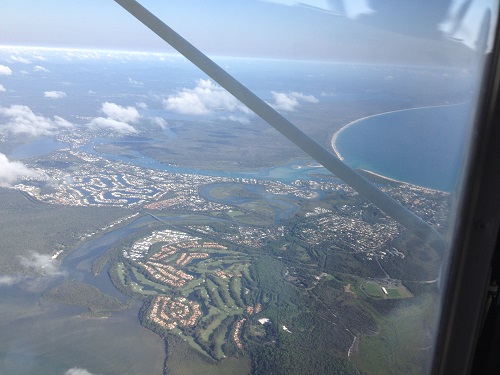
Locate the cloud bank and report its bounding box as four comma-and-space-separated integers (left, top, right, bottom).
0, 65, 13, 75
0, 84, 5, 92
0, 153, 38, 187
268, 91, 318, 111
0, 105, 73, 136
164, 79, 250, 116
44, 91, 67, 99
89, 102, 140, 134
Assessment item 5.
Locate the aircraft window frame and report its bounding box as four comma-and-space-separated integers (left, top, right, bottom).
431, 12, 500, 374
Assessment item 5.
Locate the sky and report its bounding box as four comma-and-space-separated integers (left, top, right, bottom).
0, 0, 496, 63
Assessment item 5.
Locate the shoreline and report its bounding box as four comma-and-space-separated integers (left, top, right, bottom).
359, 169, 446, 193
331, 102, 466, 192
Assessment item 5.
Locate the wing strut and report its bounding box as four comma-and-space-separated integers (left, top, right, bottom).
114, 0, 445, 255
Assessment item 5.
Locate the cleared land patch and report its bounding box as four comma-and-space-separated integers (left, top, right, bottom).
361, 280, 413, 300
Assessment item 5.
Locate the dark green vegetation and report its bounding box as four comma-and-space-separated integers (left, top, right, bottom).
209, 184, 261, 200
0, 188, 130, 274
133, 119, 309, 171
352, 295, 438, 375
43, 280, 132, 316
166, 335, 252, 375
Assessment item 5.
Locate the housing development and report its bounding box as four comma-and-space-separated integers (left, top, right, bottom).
13, 146, 447, 263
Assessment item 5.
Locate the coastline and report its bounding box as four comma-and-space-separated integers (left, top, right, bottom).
330, 102, 466, 192
359, 169, 445, 193
331, 102, 466, 160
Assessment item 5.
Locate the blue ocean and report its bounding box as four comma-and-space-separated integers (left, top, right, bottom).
334, 104, 473, 191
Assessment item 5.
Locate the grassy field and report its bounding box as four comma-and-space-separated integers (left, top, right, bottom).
200, 313, 225, 341
362, 281, 385, 298
361, 281, 413, 300
211, 316, 235, 360
230, 277, 245, 307
116, 262, 127, 285
131, 267, 168, 292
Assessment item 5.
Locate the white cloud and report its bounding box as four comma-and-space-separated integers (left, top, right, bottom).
164, 79, 250, 115
0, 84, 5, 92
33, 55, 47, 61
65, 368, 100, 375
19, 252, 61, 276
89, 117, 138, 134
150, 116, 168, 128
10, 55, 32, 64
0, 65, 13, 75
44, 91, 67, 99
0, 153, 39, 187
34, 65, 49, 73
136, 102, 148, 109
0, 251, 68, 291
87, 102, 140, 134
0, 105, 73, 136
0, 275, 25, 286
268, 91, 318, 112
128, 77, 143, 86
320, 91, 335, 97
101, 102, 140, 123
222, 115, 250, 124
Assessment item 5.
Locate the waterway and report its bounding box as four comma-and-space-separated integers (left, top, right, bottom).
9, 137, 69, 159
77, 137, 331, 183
0, 215, 166, 375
